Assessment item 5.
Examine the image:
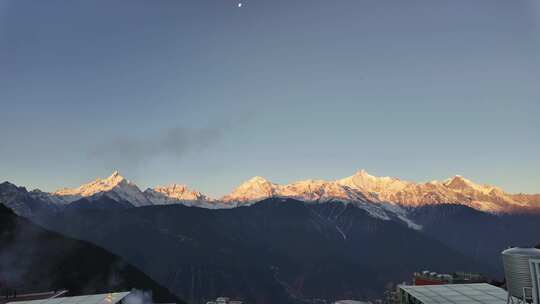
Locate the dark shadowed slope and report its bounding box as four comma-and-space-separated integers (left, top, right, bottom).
36, 199, 491, 304
0, 204, 182, 303
409, 204, 540, 273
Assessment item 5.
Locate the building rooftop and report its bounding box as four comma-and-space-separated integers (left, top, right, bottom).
399, 283, 507, 304
0, 290, 68, 304
6, 292, 131, 304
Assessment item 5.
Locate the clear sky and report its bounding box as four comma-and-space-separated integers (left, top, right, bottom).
1, 0, 539, 196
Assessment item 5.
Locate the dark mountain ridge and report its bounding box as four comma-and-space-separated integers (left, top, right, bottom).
0, 182, 132, 218
35, 199, 492, 304
0, 182, 60, 218
0, 203, 182, 303
409, 204, 540, 272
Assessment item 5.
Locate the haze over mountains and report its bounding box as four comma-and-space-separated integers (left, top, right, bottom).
0, 203, 181, 303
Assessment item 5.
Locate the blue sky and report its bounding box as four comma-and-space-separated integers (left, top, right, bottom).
0, 0, 539, 196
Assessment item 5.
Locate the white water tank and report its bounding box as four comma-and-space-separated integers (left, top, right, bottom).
502, 247, 540, 301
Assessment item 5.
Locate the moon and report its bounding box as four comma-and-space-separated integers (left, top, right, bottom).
237, 2, 243, 8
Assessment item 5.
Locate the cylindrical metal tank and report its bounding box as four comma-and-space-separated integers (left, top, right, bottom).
502, 247, 540, 301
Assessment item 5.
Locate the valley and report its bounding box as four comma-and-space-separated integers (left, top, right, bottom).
1, 170, 539, 303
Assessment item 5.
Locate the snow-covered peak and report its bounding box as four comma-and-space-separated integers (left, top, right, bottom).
354, 169, 376, 178
109, 170, 124, 181
246, 176, 272, 184
442, 175, 499, 195
54, 171, 127, 196
443, 175, 472, 187
337, 169, 410, 194
145, 184, 211, 205
53, 171, 151, 206
221, 176, 279, 203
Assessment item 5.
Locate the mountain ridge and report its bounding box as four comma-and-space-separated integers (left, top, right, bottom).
35, 198, 493, 303
2, 170, 538, 221
31, 170, 540, 214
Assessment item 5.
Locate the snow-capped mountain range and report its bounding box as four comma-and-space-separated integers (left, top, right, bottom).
22, 169, 539, 214
1, 169, 538, 230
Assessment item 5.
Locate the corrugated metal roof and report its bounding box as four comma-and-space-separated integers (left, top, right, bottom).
7, 292, 131, 304
399, 283, 507, 304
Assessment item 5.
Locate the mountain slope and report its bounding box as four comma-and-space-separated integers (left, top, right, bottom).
0, 203, 182, 303
409, 204, 540, 272
36, 199, 491, 303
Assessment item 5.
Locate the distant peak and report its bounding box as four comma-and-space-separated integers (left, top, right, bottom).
148, 183, 209, 202
0, 181, 17, 188
169, 183, 187, 189
53, 171, 130, 198
351, 169, 382, 180
445, 175, 469, 184
221, 176, 278, 202
104, 171, 127, 184
0, 181, 24, 192
108, 170, 124, 179
355, 169, 370, 176
246, 176, 271, 184
443, 175, 482, 191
